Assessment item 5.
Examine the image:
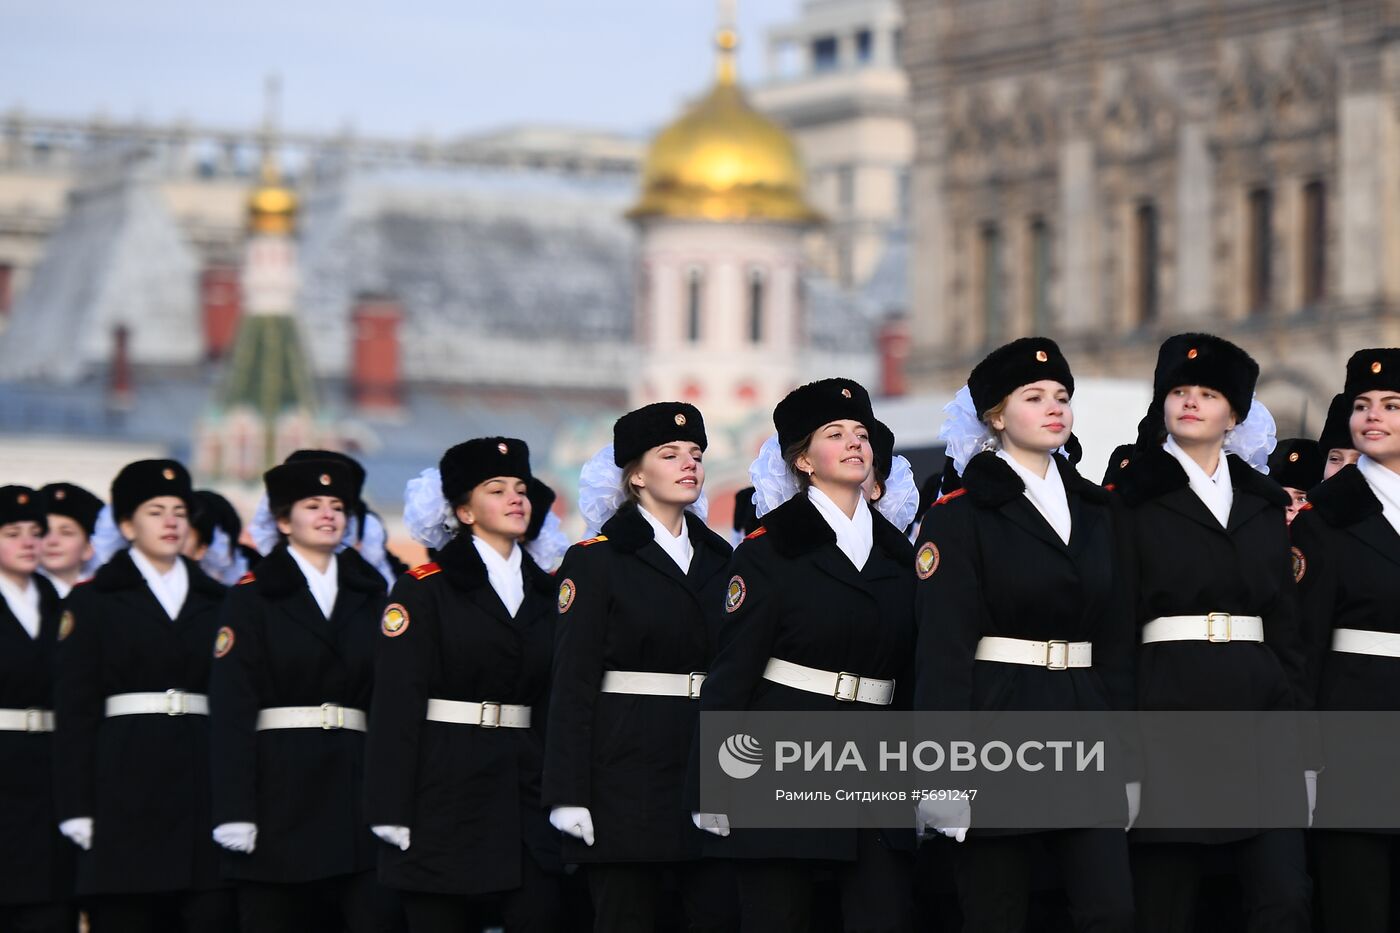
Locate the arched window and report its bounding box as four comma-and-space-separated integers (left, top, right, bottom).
980, 223, 1004, 344
1248, 187, 1273, 315
1135, 202, 1159, 325
686, 267, 704, 343
1302, 180, 1327, 306
748, 267, 765, 344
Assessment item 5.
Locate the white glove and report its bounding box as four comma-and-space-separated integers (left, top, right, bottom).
372, 825, 411, 851
1305, 770, 1319, 829
692, 811, 731, 837
1125, 782, 1142, 832
59, 817, 93, 851
212, 822, 257, 853
915, 796, 970, 843
549, 806, 595, 846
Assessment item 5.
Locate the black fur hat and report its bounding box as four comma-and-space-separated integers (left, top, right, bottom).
189, 490, 242, 551
1101, 444, 1136, 488
1317, 393, 1354, 454
264, 460, 358, 513
613, 402, 707, 467
1343, 348, 1400, 399
968, 337, 1075, 417
870, 420, 895, 484
1151, 333, 1258, 422
41, 482, 103, 536
111, 459, 194, 521
1267, 439, 1324, 491
732, 486, 760, 537
0, 486, 47, 531
440, 437, 533, 505
773, 378, 875, 452
525, 477, 556, 542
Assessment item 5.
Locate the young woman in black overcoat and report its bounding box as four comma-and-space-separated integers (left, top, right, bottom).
209, 457, 401, 932
0, 486, 74, 932
367, 438, 563, 932
54, 459, 237, 931
542, 402, 738, 933
696, 378, 916, 933
1112, 334, 1312, 933
1292, 348, 1400, 933
911, 338, 1135, 932
38, 481, 103, 597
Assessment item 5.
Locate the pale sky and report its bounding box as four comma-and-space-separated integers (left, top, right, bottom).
0, 0, 798, 138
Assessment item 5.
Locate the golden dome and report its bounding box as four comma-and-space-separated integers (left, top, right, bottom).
248, 157, 297, 236
628, 29, 820, 225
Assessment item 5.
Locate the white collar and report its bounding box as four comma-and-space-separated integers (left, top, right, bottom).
287, 544, 339, 620
1358, 456, 1400, 537
471, 535, 525, 617
807, 485, 874, 571
1163, 435, 1233, 528
129, 547, 189, 620
37, 567, 74, 599
996, 450, 1072, 544
639, 505, 694, 575
0, 574, 40, 639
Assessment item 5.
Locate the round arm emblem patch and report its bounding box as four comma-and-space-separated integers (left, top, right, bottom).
725, 575, 746, 613
381, 603, 410, 637
916, 543, 941, 580
213, 626, 235, 658
557, 578, 576, 613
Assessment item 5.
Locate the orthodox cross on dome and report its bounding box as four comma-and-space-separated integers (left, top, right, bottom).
716, 0, 738, 85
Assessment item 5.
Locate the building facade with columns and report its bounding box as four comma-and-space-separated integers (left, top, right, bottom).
902, 0, 1400, 437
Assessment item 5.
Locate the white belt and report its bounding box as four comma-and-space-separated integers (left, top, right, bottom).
600, 670, 706, 699
975, 636, 1092, 670
0, 708, 54, 732
104, 690, 209, 717
762, 658, 895, 706
425, 698, 532, 729
1332, 628, 1400, 659
1141, 614, 1264, 644
255, 704, 367, 731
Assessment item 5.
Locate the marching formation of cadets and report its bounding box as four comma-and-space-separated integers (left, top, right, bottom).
3, 331, 1400, 933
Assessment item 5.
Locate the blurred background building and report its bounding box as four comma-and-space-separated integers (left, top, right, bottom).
902, 0, 1400, 441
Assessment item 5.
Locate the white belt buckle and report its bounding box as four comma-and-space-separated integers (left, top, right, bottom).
166, 689, 189, 716
320, 703, 345, 730
25, 708, 44, 732
1206, 612, 1232, 644
1045, 640, 1070, 671
479, 702, 501, 729
833, 672, 861, 703
687, 672, 706, 699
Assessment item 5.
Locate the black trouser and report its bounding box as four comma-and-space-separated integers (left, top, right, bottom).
737, 829, 912, 933
87, 888, 237, 933
0, 901, 77, 933
1314, 830, 1400, 933
953, 829, 1134, 933
586, 858, 738, 933
238, 869, 403, 933
1131, 831, 1310, 933
400, 851, 562, 933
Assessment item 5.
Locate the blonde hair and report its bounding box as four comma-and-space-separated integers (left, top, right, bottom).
621, 457, 645, 505
981, 398, 1010, 436
782, 434, 815, 493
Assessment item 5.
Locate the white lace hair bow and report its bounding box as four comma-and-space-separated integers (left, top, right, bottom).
1225, 395, 1278, 474
876, 453, 920, 531
403, 468, 457, 550
525, 511, 571, 572
200, 526, 249, 586
89, 504, 127, 569
578, 443, 709, 538
748, 434, 799, 519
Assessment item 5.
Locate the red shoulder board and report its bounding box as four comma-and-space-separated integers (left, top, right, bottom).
933, 488, 968, 507
1103, 483, 1117, 493
744, 526, 768, 541
576, 535, 609, 547
237, 572, 256, 585
1297, 502, 1314, 512
408, 562, 442, 580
